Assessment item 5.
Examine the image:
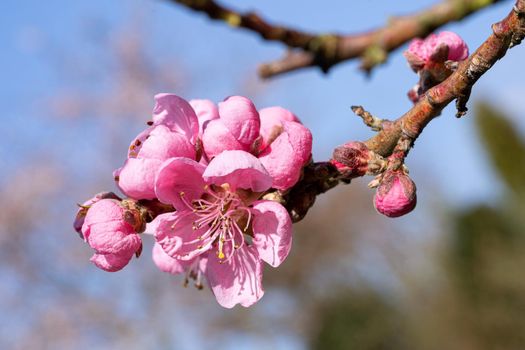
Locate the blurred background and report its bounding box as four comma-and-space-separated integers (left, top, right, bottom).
1, 0, 525, 349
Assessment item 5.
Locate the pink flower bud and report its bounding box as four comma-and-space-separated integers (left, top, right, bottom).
405, 31, 468, 70
374, 171, 417, 217
81, 199, 144, 272
433, 31, 469, 62
74, 192, 121, 237
331, 141, 371, 178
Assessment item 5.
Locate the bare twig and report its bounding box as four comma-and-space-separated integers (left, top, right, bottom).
351, 105, 389, 131
169, 0, 505, 78
260, 0, 507, 77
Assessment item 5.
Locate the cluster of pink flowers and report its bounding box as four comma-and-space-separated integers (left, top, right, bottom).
75, 93, 312, 308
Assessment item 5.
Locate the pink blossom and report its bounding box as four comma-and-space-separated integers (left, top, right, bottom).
258, 107, 299, 149
115, 94, 199, 200
374, 171, 417, 218
201, 96, 312, 190
74, 192, 121, 237
152, 150, 293, 308
190, 99, 219, 137
202, 96, 261, 158
81, 199, 143, 272
405, 31, 469, 70
152, 242, 208, 289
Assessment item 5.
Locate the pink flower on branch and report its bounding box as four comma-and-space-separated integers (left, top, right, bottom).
152, 150, 293, 308
404, 31, 469, 71
404, 31, 469, 103
115, 94, 200, 200
81, 198, 146, 272
201, 96, 312, 190
74, 191, 121, 237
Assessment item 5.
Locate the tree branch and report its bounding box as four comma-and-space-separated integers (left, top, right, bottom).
169, 0, 504, 78
282, 0, 525, 222
260, 0, 506, 77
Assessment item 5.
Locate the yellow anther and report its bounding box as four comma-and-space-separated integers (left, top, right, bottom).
218, 251, 225, 259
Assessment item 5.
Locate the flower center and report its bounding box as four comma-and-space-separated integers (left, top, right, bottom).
179, 185, 252, 262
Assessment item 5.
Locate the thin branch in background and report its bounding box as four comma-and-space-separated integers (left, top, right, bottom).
169, 0, 505, 78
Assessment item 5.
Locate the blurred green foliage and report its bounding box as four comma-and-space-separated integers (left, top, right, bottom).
475, 103, 525, 196
312, 290, 406, 350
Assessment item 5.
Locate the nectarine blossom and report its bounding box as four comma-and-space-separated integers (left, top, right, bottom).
404, 31, 469, 72
74, 191, 121, 237
201, 96, 312, 190
81, 199, 145, 272
114, 94, 199, 200
152, 150, 292, 308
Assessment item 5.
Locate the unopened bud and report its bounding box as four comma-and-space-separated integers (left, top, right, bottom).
374, 171, 417, 218
332, 141, 372, 178
404, 31, 468, 69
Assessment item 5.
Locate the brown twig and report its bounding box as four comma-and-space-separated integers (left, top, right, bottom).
282, 0, 525, 221
169, 0, 318, 49
260, 0, 507, 77
169, 0, 505, 78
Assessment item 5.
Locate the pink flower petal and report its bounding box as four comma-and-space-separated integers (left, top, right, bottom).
87, 226, 142, 255
190, 99, 219, 136
155, 158, 206, 210
127, 126, 154, 158
436, 31, 469, 61
258, 121, 312, 190
203, 150, 272, 192
154, 211, 210, 261
153, 93, 199, 143
406, 37, 430, 61
90, 252, 134, 272
152, 242, 191, 274
258, 106, 299, 150
202, 119, 246, 159
116, 158, 163, 200
83, 198, 126, 227
74, 192, 121, 236
218, 96, 260, 148
138, 125, 195, 160
251, 200, 292, 267
206, 245, 264, 308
